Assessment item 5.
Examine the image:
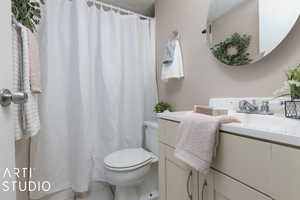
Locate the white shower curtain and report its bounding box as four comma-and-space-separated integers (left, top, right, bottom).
30, 0, 157, 199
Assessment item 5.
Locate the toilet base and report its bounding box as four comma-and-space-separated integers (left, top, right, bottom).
115, 186, 139, 200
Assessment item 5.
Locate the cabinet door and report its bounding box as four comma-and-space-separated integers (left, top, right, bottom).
159, 144, 198, 200
271, 144, 300, 200
212, 171, 271, 200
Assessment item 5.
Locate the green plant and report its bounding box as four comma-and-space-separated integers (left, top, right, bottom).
286, 65, 300, 99
274, 64, 300, 100
12, 0, 45, 32
154, 102, 172, 113
211, 32, 252, 66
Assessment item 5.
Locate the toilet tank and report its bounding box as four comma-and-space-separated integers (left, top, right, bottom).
144, 121, 159, 157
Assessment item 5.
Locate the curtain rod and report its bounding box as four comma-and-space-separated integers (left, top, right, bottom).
92, 0, 154, 20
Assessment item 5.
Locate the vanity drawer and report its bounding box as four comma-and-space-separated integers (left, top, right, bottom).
158, 119, 180, 148
213, 170, 272, 200
212, 133, 272, 195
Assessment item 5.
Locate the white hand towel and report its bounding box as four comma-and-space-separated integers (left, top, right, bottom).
13, 25, 41, 140
162, 40, 176, 64
175, 112, 239, 174
161, 40, 184, 81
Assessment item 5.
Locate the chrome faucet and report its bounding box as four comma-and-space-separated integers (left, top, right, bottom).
238, 100, 273, 115
260, 101, 270, 113
238, 100, 258, 113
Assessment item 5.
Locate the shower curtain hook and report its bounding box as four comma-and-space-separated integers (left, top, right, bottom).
86, 0, 95, 7
94, 0, 103, 10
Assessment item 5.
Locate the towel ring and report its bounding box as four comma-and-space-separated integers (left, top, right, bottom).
169, 30, 181, 41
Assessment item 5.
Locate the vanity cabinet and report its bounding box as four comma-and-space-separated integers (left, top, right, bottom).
158, 119, 272, 200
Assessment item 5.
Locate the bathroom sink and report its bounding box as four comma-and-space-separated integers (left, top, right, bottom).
158, 111, 300, 135
158, 111, 300, 147
228, 112, 300, 135
220, 112, 300, 147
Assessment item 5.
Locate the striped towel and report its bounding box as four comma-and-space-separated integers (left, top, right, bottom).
12, 25, 41, 140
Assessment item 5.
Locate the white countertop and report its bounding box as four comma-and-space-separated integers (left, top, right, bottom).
157, 111, 300, 148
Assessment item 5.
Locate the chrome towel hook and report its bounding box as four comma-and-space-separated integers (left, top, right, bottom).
0, 89, 28, 107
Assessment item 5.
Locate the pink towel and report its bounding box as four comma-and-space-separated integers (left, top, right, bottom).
175, 112, 239, 174
27, 29, 42, 94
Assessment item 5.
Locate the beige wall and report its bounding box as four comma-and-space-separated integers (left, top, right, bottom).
156, 0, 300, 111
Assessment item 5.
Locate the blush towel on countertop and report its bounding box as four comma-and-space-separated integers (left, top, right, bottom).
175, 112, 239, 174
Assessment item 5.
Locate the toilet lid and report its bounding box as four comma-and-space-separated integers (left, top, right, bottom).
104, 148, 153, 169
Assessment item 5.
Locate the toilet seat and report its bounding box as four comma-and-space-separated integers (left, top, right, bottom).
104, 148, 155, 172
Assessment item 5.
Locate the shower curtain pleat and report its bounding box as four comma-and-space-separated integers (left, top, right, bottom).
30, 0, 157, 199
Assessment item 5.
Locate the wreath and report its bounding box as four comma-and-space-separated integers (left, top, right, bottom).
211, 33, 252, 66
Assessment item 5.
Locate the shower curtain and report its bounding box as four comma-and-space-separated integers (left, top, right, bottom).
30, 0, 157, 199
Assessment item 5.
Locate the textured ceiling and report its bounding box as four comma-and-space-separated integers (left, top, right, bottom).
101, 0, 155, 17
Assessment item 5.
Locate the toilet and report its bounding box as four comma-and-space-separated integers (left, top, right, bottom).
104, 121, 159, 200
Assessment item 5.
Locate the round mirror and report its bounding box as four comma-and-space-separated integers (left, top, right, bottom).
207, 0, 300, 66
